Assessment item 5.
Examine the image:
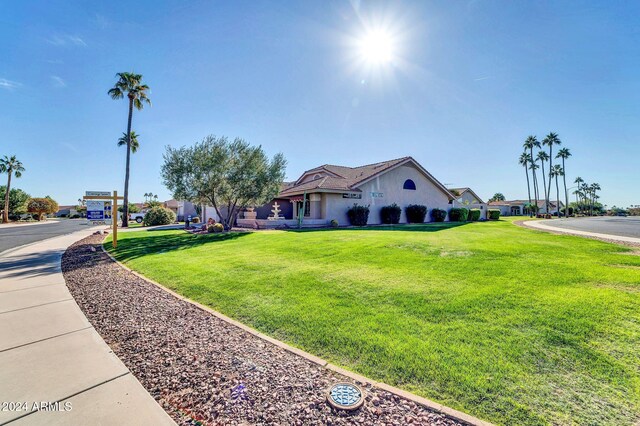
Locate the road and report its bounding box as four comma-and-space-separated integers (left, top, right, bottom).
541, 216, 640, 239
0, 219, 93, 253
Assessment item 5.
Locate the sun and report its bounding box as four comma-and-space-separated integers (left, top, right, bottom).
358, 29, 394, 64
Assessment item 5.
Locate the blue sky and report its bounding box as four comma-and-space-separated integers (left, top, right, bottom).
0, 0, 638, 207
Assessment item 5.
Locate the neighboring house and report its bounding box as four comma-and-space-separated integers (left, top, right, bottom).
450, 187, 487, 213
164, 199, 199, 221
237, 156, 455, 228
55, 205, 78, 217
488, 200, 564, 216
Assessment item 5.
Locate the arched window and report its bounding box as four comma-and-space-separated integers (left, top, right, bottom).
403, 179, 416, 190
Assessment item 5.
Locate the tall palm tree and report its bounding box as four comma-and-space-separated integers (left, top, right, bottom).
0, 155, 25, 223
589, 183, 601, 216
117, 131, 140, 153
108, 72, 151, 227
556, 148, 571, 217
542, 132, 561, 215
536, 151, 550, 215
523, 136, 541, 213
574, 177, 584, 214
519, 152, 533, 216
551, 165, 563, 217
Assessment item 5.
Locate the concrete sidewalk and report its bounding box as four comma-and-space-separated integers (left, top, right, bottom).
521, 219, 640, 245
0, 229, 174, 425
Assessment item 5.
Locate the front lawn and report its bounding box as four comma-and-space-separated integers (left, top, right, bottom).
105, 220, 640, 425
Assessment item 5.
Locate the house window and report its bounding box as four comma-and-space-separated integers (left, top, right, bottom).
403, 179, 416, 190
295, 194, 311, 217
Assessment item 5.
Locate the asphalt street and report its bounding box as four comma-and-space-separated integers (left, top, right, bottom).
541, 216, 640, 238
0, 219, 92, 253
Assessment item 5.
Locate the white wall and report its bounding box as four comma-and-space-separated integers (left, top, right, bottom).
323, 164, 452, 225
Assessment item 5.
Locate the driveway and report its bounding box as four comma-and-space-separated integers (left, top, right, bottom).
0, 219, 89, 253
541, 216, 640, 239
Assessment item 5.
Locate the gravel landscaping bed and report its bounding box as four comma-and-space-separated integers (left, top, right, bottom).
62, 234, 464, 426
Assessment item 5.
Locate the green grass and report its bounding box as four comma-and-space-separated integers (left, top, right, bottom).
105, 220, 640, 425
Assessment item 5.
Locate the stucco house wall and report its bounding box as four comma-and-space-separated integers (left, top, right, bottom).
323, 164, 452, 225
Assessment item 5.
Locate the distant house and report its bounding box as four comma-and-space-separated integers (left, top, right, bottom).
164, 199, 198, 221
237, 156, 456, 227
488, 200, 564, 216
55, 205, 78, 217
450, 187, 487, 213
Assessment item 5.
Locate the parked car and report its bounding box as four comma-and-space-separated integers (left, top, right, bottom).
129, 211, 147, 223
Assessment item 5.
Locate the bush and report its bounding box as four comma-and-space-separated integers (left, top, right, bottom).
208, 223, 224, 233
380, 204, 401, 224
449, 208, 469, 222
347, 204, 370, 226
191, 216, 200, 223
143, 207, 176, 226
488, 209, 501, 220
330, 219, 339, 228
405, 204, 427, 223
430, 208, 447, 222
468, 209, 481, 221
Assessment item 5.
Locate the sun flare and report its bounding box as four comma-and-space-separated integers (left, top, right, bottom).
358, 29, 394, 64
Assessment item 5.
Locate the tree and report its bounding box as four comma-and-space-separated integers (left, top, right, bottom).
117, 131, 140, 153
162, 135, 287, 230
0, 155, 25, 223
574, 177, 584, 214
108, 72, 151, 227
542, 132, 561, 215
27, 197, 58, 220
556, 148, 571, 217
518, 152, 533, 216
589, 183, 601, 216
118, 203, 141, 213
550, 165, 563, 217
0, 186, 30, 218
523, 136, 541, 214
489, 193, 505, 202
536, 151, 550, 215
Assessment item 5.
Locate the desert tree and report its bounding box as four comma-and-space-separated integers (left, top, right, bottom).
542, 132, 561, 215
0, 155, 25, 223
523, 136, 541, 213
550, 165, 564, 217
518, 152, 533, 216
536, 151, 550, 215
117, 131, 140, 153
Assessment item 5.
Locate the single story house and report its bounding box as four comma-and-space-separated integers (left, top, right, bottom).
488, 199, 564, 216
237, 156, 456, 228
164, 199, 199, 221
450, 187, 487, 213
55, 205, 79, 217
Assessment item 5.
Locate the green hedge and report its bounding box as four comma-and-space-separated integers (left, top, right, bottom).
430, 208, 447, 222
406, 204, 427, 223
143, 207, 176, 226
449, 208, 469, 222
468, 209, 481, 221
347, 204, 370, 226
380, 204, 402, 224
488, 209, 501, 220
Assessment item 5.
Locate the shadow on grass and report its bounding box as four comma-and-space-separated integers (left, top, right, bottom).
286, 221, 471, 233
106, 231, 250, 262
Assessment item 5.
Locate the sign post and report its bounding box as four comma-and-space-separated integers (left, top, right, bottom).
83, 191, 124, 248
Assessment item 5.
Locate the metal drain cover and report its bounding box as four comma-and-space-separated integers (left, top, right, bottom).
327, 383, 364, 410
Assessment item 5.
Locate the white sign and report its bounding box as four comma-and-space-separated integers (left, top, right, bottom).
86, 200, 112, 225
85, 191, 111, 197
370, 192, 384, 198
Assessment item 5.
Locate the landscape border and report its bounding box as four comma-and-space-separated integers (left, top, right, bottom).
99, 242, 493, 426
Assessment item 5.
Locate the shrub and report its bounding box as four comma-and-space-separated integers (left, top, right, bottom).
430, 208, 447, 222
405, 204, 427, 223
347, 204, 370, 226
143, 206, 176, 226
191, 216, 200, 223
449, 208, 469, 222
380, 203, 402, 224
208, 223, 224, 233
468, 209, 481, 221
488, 209, 501, 220
330, 219, 339, 228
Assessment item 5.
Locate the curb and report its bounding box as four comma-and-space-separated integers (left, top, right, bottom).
518, 220, 640, 246
99, 242, 493, 426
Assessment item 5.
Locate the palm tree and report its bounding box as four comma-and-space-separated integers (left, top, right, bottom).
523, 136, 541, 214
556, 148, 571, 217
574, 177, 584, 214
117, 131, 140, 153
589, 183, 601, 216
108, 72, 151, 227
536, 151, 550, 215
551, 165, 563, 217
542, 132, 561, 215
0, 155, 25, 223
519, 152, 533, 216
